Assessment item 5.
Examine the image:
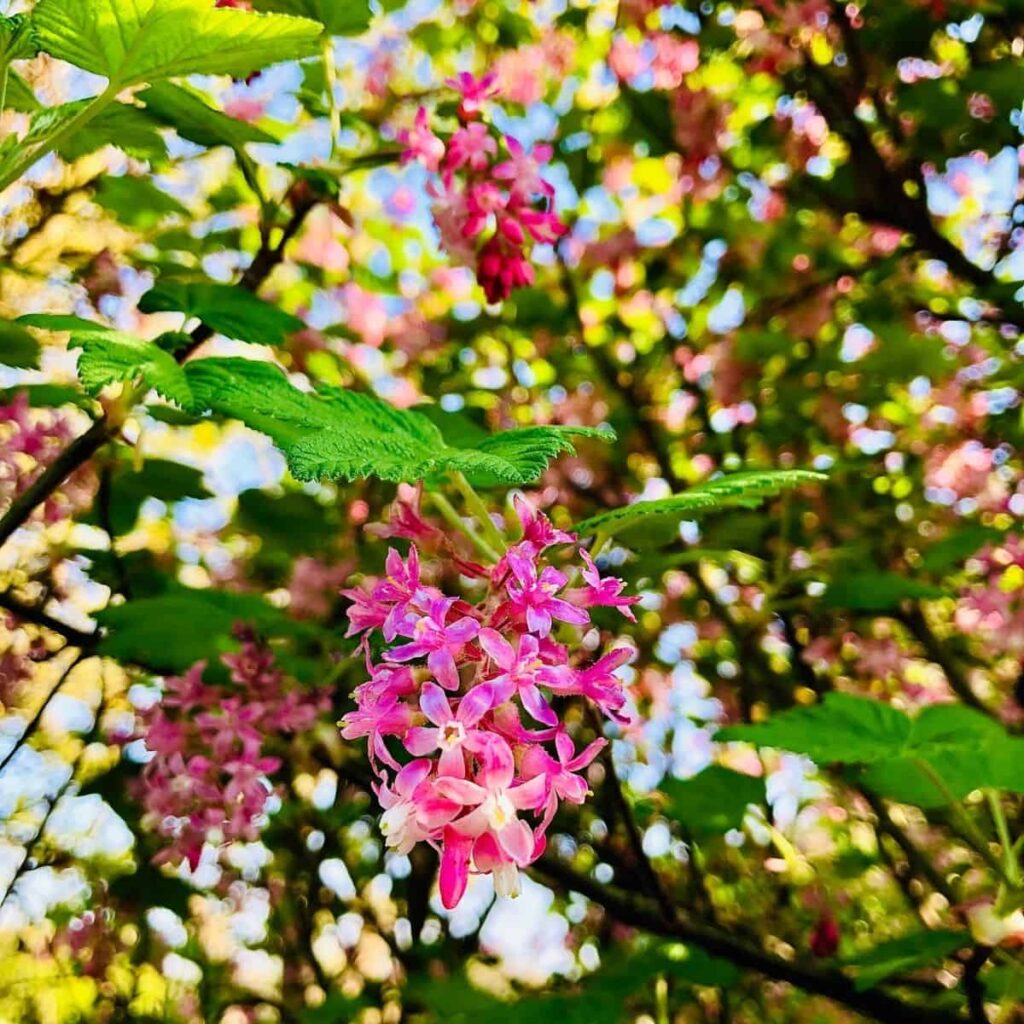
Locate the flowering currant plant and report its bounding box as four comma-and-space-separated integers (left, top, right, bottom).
3, 0, 1024, 1021
341, 497, 636, 905
400, 73, 566, 303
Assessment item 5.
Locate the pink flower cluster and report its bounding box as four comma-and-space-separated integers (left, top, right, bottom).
399, 73, 566, 303
957, 536, 1024, 656
134, 629, 330, 870
0, 394, 94, 525
341, 498, 637, 907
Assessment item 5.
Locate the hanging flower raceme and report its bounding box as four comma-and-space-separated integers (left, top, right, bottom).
341, 497, 638, 908
398, 74, 567, 303
133, 628, 331, 870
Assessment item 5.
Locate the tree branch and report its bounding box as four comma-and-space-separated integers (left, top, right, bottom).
0, 591, 100, 649
0, 191, 321, 555
532, 854, 965, 1024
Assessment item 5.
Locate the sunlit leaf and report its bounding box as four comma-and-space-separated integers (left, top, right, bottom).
184, 357, 614, 485
576, 470, 825, 544
33, 0, 321, 86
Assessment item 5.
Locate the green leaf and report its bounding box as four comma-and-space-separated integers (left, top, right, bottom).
139, 82, 277, 149
93, 174, 189, 228
405, 944, 737, 1024
3, 71, 40, 113
33, 0, 321, 86
0, 384, 92, 408
18, 313, 114, 332
236, 488, 341, 555
69, 329, 194, 411
88, 457, 210, 536
95, 586, 301, 672
252, 0, 372, 35
822, 571, 944, 611
921, 526, 1005, 573
661, 766, 765, 838
184, 357, 614, 485
842, 930, 967, 991
0, 14, 37, 63
576, 470, 826, 545
138, 280, 304, 345
0, 101, 84, 183
0, 318, 40, 368
717, 693, 912, 764
54, 101, 167, 162
861, 704, 1024, 807
719, 695, 1024, 808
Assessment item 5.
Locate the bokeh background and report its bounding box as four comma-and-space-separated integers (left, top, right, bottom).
1, 0, 1024, 1021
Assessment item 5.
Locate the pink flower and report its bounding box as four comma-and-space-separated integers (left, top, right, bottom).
388, 595, 480, 688
400, 106, 446, 171
492, 138, 556, 202
135, 640, 330, 869
568, 647, 634, 724
446, 71, 498, 121
377, 759, 458, 855
509, 493, 573, 553
375, 545, 430, 640
404, 681, 497, 776
447, 123, 497, 172
462, 181, 507, 238
340, 686, 416, 772
342, 585, 389, 637
478, 628, 568, 726
341, 513, 637, 908
434, 737, 547, 905
477, 235, 535, 303
504, 546, 589, 636
569, 549, 640, 621
366, 486, 443, 544
520, 731, 606, 827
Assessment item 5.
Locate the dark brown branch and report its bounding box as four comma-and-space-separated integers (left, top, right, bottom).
0, 191, 321, 555
861, 788, 955, 904
962, 945, 992, 1024
0, 591, 100, 649
532, 854, 966, 1024
0, 418, 112, 549
0, 650, 87, 775
898, 605, 993, 718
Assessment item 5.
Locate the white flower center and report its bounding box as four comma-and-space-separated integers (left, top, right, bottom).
440, 720, 465, 750
485, 791, 515, 830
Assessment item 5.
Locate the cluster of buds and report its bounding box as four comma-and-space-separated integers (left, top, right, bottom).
341, 497, 637, 907
400, 73, 567, 303
134, 629, 330, 869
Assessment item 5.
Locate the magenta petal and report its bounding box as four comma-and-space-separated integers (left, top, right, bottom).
439, 828, 472, 909
458, 682, 498, 725
497, 818, 534, 865
428, 648, 460, 690
388, 640, 425, 662
446, 616, 480, 643
520, 684, 558, 727
437, 745, 467, 778
395, 758, 432, 794
434, 777, 486, 804
509, 772, 548, 810
476, 736, 515, 790
526, 606, 552, 636
420, 682, 452, 726
478, 627, 515, 669
404, 726, 439, 756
